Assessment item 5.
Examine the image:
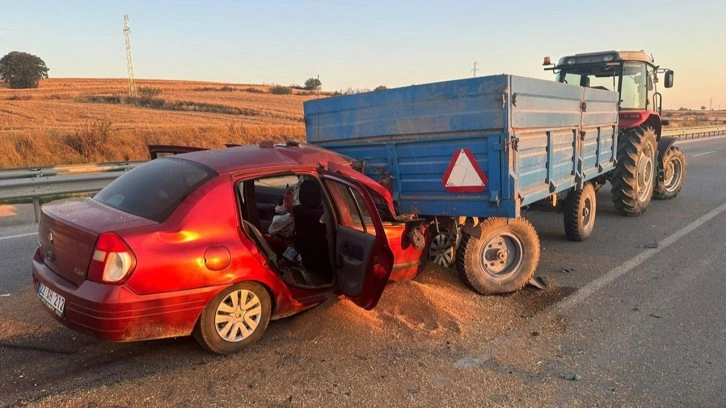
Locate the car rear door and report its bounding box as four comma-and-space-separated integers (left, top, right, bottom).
322, 173, 394, 310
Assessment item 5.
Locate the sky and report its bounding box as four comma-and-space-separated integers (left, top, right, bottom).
1, 0, 724, 109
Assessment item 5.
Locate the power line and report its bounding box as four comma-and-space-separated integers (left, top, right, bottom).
123, 14, 137, 97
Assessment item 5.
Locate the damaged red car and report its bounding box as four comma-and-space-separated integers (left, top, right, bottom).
32, 142, 424, 354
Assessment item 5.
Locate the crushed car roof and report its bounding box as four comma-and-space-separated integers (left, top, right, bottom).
174, 142, 357, 175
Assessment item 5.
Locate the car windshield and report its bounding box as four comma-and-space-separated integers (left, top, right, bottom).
94, 157, 216, 222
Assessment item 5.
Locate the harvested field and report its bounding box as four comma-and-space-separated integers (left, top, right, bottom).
0, 78, 320, 167
1, 78, 723, 168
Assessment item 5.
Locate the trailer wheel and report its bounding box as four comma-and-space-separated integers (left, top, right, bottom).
654, 146, 686, 200
456, 217, 540, 295
611, 126, 657, 216
563, 182, 596, 241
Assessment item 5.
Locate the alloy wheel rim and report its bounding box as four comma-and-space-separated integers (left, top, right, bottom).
215, 289, 262, 342
429, 233, 454, 267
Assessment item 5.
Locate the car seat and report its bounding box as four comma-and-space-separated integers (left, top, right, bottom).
292, 180, 331, 277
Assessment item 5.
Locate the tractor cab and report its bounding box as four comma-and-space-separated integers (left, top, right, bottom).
544, 50, 674, 131
543, 50, 685, 215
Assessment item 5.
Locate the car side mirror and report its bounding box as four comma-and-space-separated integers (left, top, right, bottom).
664, 70, 674, 88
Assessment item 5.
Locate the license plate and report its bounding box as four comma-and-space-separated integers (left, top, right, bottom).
37, 282, 65, 317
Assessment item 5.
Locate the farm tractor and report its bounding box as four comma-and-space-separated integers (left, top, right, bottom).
544, 50, 686, 215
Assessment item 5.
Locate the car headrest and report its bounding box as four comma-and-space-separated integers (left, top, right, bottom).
299, 179, 322, 209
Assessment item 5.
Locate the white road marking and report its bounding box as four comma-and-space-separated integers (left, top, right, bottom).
692, 151, 715, 157
475, 200, 726, 357
554, 200, 726, 314
0, 232, 36, 241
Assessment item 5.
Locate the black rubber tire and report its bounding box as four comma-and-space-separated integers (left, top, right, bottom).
611, 126, 657, 216
456, 217, 540, 295
563, 182, 597, 242
654, 146, 686, 200
193, 281, 271, 354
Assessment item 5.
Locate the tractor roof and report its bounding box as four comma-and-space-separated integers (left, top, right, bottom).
556, 50, 654, 67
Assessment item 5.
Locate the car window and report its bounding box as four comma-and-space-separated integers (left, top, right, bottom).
325, 179, 374, 235
94, 157, 216, 222
239, 174, 300, 233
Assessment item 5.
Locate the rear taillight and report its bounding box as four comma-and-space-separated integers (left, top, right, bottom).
88, 233, 137, 284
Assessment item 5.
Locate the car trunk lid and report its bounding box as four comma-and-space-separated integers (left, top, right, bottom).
38, 198, 156, 286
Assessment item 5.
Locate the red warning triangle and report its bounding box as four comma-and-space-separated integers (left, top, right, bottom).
441, 148, 488, 192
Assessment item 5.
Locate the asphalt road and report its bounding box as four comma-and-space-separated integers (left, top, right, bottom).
1, 136, 725, 407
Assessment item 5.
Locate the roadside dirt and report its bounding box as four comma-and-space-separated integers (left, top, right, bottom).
1, 265, 586, 407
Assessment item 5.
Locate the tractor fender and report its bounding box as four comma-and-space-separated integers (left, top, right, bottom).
656, 137, 679, 181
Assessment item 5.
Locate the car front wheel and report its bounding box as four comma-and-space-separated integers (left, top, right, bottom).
194, 281, 272, 354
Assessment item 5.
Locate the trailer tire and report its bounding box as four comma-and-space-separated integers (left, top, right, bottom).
611, 126, 657, 216
654, 145, 686, 200
563, 182, 596, 241
456, 217, 540, 295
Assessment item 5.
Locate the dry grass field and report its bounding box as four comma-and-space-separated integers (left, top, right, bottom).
662, 108, 726, 128
0, 78, 319, 168
1, 78, 723, 169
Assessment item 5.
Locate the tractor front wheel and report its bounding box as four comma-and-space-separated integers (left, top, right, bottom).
654, 145, 686, 200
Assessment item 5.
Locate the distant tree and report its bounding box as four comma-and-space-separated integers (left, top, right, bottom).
701, 106, 706, 110
374, 85, 388, 92
0, 51, 49, 89
304, 77, 322, 91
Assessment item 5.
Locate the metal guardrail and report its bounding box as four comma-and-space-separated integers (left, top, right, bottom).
663, 125, 726, 140
0, 126, 724, 223
0, 162, 144, 222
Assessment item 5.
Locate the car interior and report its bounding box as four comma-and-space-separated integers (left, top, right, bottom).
237, 174, 336, 288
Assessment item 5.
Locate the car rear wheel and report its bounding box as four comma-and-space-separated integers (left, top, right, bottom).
194, 281, 271, 354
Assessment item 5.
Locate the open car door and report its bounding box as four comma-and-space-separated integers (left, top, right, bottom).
323, 173, 394, 310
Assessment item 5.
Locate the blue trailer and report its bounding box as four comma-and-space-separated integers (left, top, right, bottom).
304, 74, 619, 294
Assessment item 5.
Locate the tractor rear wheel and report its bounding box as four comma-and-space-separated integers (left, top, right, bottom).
611, 126, 657, 216
654, 145, 686, 200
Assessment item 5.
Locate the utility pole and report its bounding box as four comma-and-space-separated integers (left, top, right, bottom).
472, 61, 479, 78
709, 96, 713, 110
123, 14, 137, 97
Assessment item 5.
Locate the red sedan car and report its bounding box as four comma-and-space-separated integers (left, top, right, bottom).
32, 142, 425, 354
